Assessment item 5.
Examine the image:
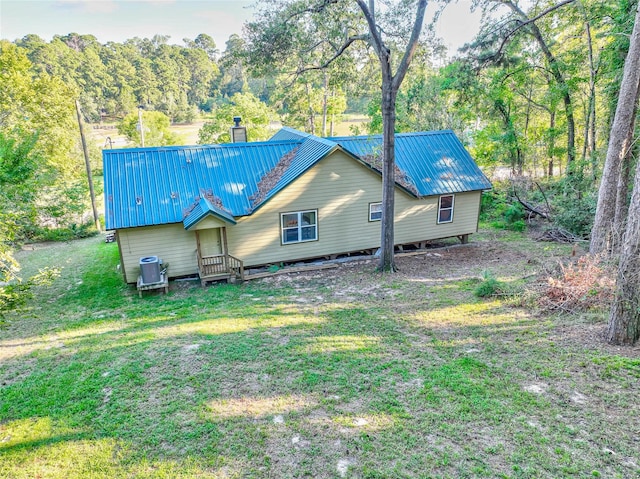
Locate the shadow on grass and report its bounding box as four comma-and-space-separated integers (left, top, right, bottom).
0, 431, 91, 455
3, 238, 637, 477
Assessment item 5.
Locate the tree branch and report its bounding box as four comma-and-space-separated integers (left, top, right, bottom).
392, 0, 428, 91
355, 0, 385, 59
491, 0, 576, 61
294, 34, 369, 75
513, 185, 551, 219
284, 0, 340, 23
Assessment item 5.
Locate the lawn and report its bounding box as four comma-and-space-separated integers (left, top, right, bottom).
1, 231, 639, 478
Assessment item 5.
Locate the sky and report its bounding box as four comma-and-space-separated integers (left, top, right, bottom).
1, 0, 482, 55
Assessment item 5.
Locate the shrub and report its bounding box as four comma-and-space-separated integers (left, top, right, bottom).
504, 203, 525, 224
474, 270, 506, 298
481, 184, 527, 232
511, 220, 527, 232
1, 267, 59, 319
28, 222, 99, 242
552, 193, 597, 239
480, 187, 509, 222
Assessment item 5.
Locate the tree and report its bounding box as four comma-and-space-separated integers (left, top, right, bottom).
0, 132, 59, 319
0, 132, 40, 244
118, 110, 183, 147
219, 34, 250, 97
246, 0, 428, 271
608, 155, 640, 345
591, 1, 640, 256
603, 2, 640, 345
468, 0, 578, 170
0, 40, 92, 230
198, 92, 276, 144
389, 64, 469, 136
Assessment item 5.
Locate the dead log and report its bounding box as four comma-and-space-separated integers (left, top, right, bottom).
512, 186, 551, 220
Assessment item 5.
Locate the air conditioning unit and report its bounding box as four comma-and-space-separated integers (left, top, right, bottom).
139, 256, 161, 284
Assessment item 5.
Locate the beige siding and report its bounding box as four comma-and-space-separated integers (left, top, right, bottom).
225, 150, 481, 267
117, 150, 483, 277
191, 216, 227, 230
118, 224, 198, 282
394, 191, 480, 244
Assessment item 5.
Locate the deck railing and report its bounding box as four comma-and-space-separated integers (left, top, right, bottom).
199, 253, 244, 281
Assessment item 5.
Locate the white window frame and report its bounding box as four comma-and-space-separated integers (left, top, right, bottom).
281, 210, 318, 244
437, 194, 455, 224
369, 202, 382, 222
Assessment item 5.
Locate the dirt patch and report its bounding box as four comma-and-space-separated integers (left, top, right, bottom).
254, 234, 630, 356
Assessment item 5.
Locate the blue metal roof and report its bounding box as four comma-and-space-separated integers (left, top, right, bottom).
104, 140, 301, 229
183, 197, 237, 230
329, 130, 492, 196
104, 127, 491, 230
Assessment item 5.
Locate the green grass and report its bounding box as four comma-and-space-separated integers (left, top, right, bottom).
1, 233, 639, 478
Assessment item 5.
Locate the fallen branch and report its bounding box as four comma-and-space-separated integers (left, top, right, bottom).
512, 185, 550, 219
536, 228, 583, 243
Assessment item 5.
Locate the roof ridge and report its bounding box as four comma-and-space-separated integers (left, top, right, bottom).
330, 130, 455, 141
102, 138, 302, 155
270, 126, 339, 146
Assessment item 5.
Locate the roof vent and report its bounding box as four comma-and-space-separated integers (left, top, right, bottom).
135, 196, 143, 205
230, 116, 247, 143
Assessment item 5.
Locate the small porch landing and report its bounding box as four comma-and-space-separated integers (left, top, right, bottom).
198, 253, 244, 286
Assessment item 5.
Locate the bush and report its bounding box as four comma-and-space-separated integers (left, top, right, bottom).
474, 271, 506, 298
1, 267, 59, 319
480, 187, 509, 222
504, 203, 525, 224
553, 193, 597, 239
28, 222, 99, 242
481, 185, 527, 232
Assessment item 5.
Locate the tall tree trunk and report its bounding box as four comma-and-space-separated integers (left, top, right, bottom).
607, 156, 640, 345
379, 82, 397, 271
613, 151, 632, 249
548, 109, 556, 177
583, 20, 598, 168
590, 3, 640, 255
356, 0, 427, 272
524, 86, 532, 174
582, 98, 592, 162
322, 71, 328, 137
503, 0, 576, 167
497, 101, 523, 175
305, 81, 315, 135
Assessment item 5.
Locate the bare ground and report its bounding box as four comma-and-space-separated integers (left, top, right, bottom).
256, 232, 639, 358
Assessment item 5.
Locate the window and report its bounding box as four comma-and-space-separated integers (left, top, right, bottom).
369, 202, 382, 221
281, 210, 318, 244
437, 195, 454, 224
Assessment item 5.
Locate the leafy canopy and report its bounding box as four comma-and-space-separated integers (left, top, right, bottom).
198, 92, 275, 144
118, 110, 183, 147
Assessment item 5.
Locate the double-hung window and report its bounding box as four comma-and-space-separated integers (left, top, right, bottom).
369, 202, 382, 221
281, 210, 318, 244
437, 195, 454, 224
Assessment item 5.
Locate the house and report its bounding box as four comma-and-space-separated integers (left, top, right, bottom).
103, 127, 492, 284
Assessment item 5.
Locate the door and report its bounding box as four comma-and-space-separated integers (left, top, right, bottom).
198, 228, 222, 257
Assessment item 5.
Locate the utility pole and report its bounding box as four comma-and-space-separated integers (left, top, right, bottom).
138, 106, 145, 147
75, 99, 101, 232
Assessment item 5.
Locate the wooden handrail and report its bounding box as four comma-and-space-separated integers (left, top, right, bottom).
199, 253, 244, 281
